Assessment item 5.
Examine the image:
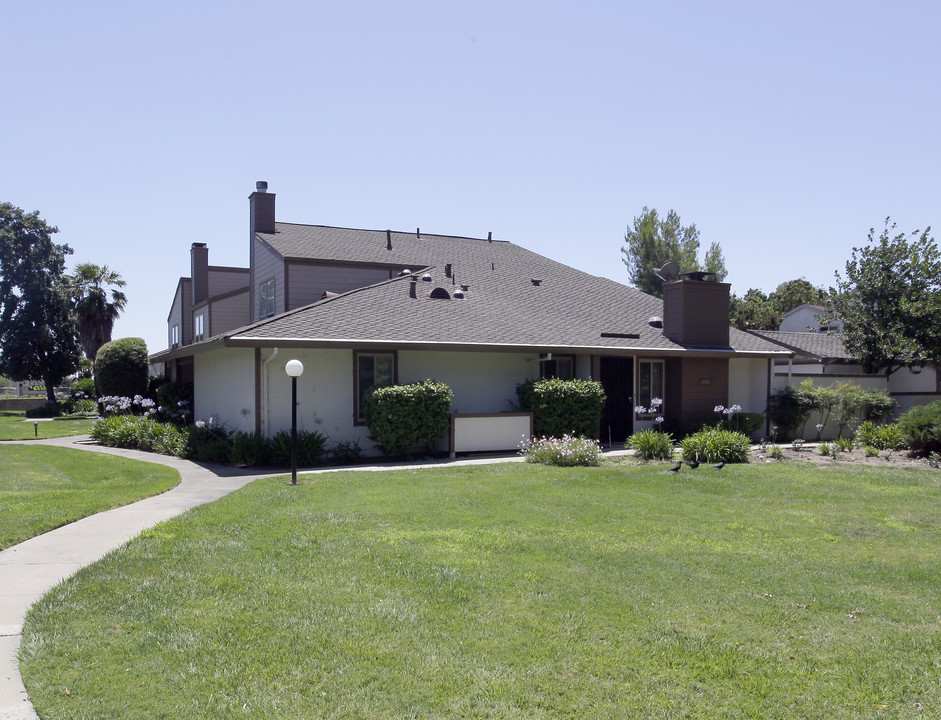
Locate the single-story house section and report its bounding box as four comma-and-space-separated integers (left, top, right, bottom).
150, 182, 791, 454
750, 330, 941, 418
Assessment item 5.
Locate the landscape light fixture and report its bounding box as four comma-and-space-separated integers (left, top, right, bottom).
285, 359, 304, 485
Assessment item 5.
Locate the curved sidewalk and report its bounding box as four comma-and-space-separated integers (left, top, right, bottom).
0, 437, 533, 719
0, 437, 271, 720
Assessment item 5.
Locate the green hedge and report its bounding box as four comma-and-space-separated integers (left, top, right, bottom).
95, 338, 149, 399
518, 378, 606, 439
362, 380, 453, 456
897, 401, 941, 456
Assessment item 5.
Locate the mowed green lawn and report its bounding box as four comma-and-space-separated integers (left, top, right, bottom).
20, 461, 941, 719
0, 411, 95, 440
0, 445, 180, 550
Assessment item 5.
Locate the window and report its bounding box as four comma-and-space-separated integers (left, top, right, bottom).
540, 354, 575, 380
194, 313, 205, 341
636, 360, 664, 416
354, 351, 396, 422
258, 278, 276, 319
170, 325, 180, 348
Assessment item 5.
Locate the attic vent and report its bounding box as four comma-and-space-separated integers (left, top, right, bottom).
648, 316, 663, 328
531, 278, 542, 287
421, 272, 432, 282
453, 288, 465, 299
600, 332, 641, 339
398, 268, 412, 276
322, 291, 340, 299
680, 271, 716, 282
428, 287, 451, 300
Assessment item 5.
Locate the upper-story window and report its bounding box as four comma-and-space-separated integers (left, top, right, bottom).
171, 325, 180, 348
194, 313, 205, 341
259, 278, 276, 319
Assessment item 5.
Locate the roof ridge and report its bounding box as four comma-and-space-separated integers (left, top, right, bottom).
271, 221, 508, 244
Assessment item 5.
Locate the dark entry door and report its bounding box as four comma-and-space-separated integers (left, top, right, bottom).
599, 357, 633, 446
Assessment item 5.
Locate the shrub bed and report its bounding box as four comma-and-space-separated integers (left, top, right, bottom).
680, 428, 750, 464
626, 429, 674, 461
519, 434, 601, 466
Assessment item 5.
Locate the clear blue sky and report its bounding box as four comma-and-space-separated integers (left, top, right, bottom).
3, 0, 938, 354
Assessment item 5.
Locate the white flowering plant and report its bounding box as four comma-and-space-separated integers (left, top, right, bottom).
519, 433, 602, 467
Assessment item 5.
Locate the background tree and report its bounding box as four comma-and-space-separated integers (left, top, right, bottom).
68, 263, 127, 363
730, 277, 828, 331
827, 218, 941, 375
0, 203, 80, 401
621, 207, 727, 297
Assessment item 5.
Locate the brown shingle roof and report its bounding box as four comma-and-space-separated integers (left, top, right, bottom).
216, 224, 788, 356
748, 330, 852, 361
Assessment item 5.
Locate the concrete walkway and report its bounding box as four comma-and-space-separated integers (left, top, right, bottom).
0, 436, 536, 720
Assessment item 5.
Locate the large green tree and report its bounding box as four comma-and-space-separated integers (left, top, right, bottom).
827, 219, 941, 375
0, 203, 80, 401
730, 278, 827, 331
68, 263, 127, 363
621, 207, 726, 297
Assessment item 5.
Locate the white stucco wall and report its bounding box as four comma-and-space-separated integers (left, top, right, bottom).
728, 358, 770, 416
193, 348, 257, 431
399, 350, 536, 414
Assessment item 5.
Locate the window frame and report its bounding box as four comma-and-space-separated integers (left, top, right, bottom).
258, 278, 276, 319
194, 313, 205, 342
636, 359, 665, 418
539, 353, 575, 380
353, 350, 398, 425
170, 324, 180, 348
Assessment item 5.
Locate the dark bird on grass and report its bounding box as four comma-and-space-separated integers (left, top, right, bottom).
669, 461, 683, 472
686, 460, 700, 469
714, 461, 725, 469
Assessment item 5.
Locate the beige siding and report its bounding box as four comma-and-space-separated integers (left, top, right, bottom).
210, 289, 250, 336
287, 263, 393, 310
208, 268, 249, 297
167, 279, 192, 348
252, 239, 284, 321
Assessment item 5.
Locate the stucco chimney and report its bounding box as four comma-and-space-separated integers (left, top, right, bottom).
249, 180, 276, 234
191, 243, 209, 306
662, 276, 731, 347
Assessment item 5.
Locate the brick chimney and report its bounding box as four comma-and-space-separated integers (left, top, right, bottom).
662, 274, 731, 347
191, 242, 209, 306
249, 180, 275, 234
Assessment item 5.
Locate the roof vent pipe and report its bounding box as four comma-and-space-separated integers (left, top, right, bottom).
386, 229, 392, 251
487, 231, 492, 242
408, 277, 417, 299
445, 263, 452, 278
417, 227, 420, 238
255, 181, 268, 192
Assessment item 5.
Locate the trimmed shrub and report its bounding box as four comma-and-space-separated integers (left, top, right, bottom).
362, 380, 453, 456
91, 415, 187, 456
767, 386, 814, 439
680, 428, 750, 464
95, 338, 149, 399
897, 401, 941, 456
520, 434, 601, 466
521, 378, 605, 439
270, 429, 329, 467
627, 429, 674, 461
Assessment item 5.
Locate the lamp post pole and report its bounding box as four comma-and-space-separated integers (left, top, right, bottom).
285, 359, 305, 485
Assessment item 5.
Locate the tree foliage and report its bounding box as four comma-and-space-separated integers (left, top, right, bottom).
827, 219, 941, 375
95, 337, 149, 399
0, 202, 80, 401
621, 207, 726, 297
67, 263, 127, 363
730, 278, 827, 331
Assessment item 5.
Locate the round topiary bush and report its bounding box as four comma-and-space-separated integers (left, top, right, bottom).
95, 337, 149, 399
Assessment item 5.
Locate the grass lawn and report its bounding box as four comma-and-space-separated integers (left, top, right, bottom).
20, 461, 941, 719
0, 410, 95, 440
0, 445, 180, 550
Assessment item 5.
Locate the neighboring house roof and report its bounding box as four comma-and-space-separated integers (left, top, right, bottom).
748, 330, 853, 363
152, 224, 789, 360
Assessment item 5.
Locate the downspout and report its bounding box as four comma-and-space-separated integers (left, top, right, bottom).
260, 348, 279, 436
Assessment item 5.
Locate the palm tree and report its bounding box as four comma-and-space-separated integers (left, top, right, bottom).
67, 263, 127, 363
